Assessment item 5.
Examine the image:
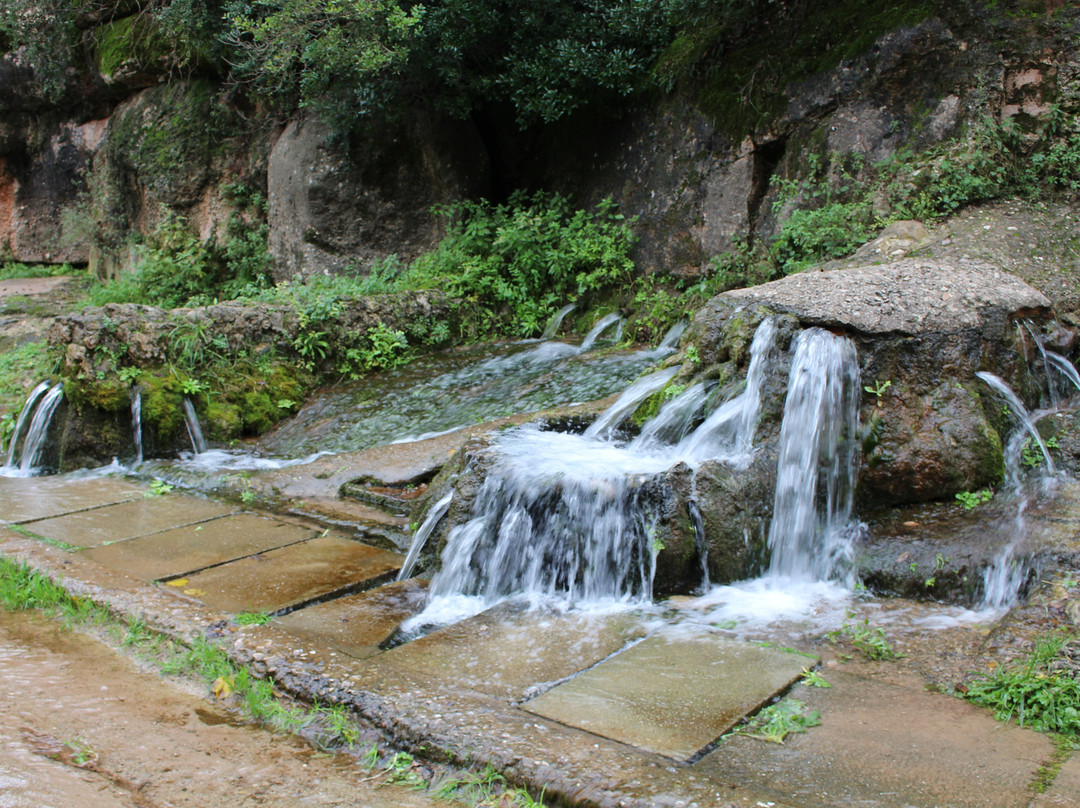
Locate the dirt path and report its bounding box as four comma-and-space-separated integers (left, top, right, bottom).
0, 609, 442, 808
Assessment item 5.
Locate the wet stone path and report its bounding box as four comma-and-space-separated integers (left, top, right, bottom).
1, 473, 1077, 808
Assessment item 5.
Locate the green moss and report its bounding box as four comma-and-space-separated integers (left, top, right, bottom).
139, 374, 185, 442
64, 378, 130, 412
204, 400, 243, 442
94, 15, 172, 78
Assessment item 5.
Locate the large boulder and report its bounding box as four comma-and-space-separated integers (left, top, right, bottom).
686, 260, 1055, 510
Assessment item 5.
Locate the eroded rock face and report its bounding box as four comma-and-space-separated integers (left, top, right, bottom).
267, 116, 490, 280
686, 261, 1055, 510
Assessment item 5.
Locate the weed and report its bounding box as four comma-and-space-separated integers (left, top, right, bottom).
801, 668, 832, 688
235, 611, 272, 626
1022, 436, 1059, 470
956, 488, 994, 510
826, 610, 902, 661
144, 479, 174, 497
864, 379, 892, 399
963, 630, 1080, 741
730, 698, 821, 743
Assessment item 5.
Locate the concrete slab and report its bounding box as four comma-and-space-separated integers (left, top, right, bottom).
1031, 752, 1080, 808
172, 535, 402, 614
81, 513, 319, 582
273, 579, 430, 659
0, 476, 143, 524
524, 630, 812, 761
21, 496, 237, 548
693, 669, 1055, 808
377, 604, 647, 701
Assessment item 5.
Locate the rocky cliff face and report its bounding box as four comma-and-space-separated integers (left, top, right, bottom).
2, 3, 1077, 282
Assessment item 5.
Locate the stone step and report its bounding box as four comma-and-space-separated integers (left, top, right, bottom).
376, 603, 647, 701
82, 513, 320, 582
692, 669, 1057, 808
0, 476, 143, 524
21, 495, 237, 548
164, 535, 402, 614
273, 578, 430, 659
524, 630, 813, 761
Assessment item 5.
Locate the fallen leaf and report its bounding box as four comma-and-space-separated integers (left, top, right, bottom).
212, 676, 233, 699
896, 552, 911, 564
903, 521, 920, 527
183, 588, 206, 596
167, 578, 188, 587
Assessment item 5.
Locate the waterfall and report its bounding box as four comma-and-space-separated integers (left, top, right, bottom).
5, 383, 65, 476
630, 383, 709, 451
398, 490, 454, 581
688, 499, 710, 592
413, 317, 782, 625
578, 313, 622, 352
976, 372, 1054, 472
426, 424, 674, 610
975, 371, 1063, 608
583, 367, 678, 440
182, 397, 207, 454
130, 387, 143, 466
656, 322, 688, 353
675, 316, 779, 466
540, 304, 576, 340
767, 328, 861, 584
4, 380, 50, 467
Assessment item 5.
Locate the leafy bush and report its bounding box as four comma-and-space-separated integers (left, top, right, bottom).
403, 192, 636, 337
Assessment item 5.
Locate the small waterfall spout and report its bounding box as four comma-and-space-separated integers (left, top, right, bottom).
767, 328, 861, 584
540, 304, 575, 340
4, 380, 50, 467
398, 491, 453, 581
578, 313, 622, 352
584, 367, 678, 440
131, 387, 143, 466
976, 372, 1054, 473
688, 499, 710, 592
182, 397, 207, 454
3, 383, 64, 476
675, 316, 779, 466
631, 383, 709, 451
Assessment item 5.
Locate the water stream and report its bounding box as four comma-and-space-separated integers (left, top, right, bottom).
2, 383, 64, 477
130, 387, 143, 466
3, 380, 50, 468
182, 397, 207, 455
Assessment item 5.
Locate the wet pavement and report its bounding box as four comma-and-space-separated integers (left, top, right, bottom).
2, 472, 1078, 808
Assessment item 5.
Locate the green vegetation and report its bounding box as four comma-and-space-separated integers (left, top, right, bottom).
0, 262, 81, 280
730, 698, 821, 743
956, 488, 994, 510
1022, 435, 1060, 469
826, 611, 903, 661
963, 630, 1080, 742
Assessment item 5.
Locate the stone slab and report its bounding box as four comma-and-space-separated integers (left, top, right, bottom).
524, 630, 812, 761
0, 476, 143, 524
694, 669, 1055, 808
81, 513, 319, 582
21, 496, 237, 548
273, 579, 430, 659
377, 605, 647, 701
172, 535, 402, 614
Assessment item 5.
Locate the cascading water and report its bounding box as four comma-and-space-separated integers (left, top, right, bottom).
688, 499, 710, 591
3, 383, 65, 477
3, 380, 50, 468
398, 490, 453, 581
578, 312, 622, 352
182, 397, 207, 454
130, 387, 143, 466
675, 317, 779, 466
409, 316, 782, 628
767, 328, 862, 584
631, 383, 709, 451
975, 370, 1061, 608
583, 367, 678, 440
539, 304, 576, 340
